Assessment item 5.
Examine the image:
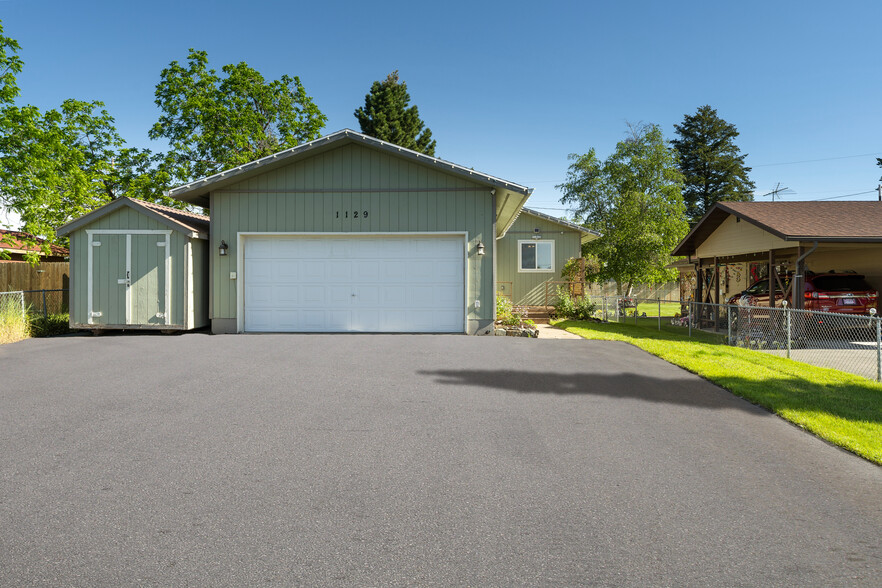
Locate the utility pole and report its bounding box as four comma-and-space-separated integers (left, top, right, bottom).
877, 183, 881, 202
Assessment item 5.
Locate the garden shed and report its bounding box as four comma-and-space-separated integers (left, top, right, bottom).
57, 197, 210, 331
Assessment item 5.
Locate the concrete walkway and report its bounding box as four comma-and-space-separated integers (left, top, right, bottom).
536, 323, 584, 339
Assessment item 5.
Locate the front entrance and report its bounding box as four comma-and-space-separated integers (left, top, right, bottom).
88, 231, 170, 326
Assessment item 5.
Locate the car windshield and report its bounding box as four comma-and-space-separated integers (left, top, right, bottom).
811, 275, 873, 292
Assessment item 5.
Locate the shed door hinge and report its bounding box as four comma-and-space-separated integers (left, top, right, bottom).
91, 241, 101, 246
90, 311, 102, 318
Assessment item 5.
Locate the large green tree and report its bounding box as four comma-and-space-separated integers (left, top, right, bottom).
354, 71, 436, 156
557, 123, 688, 295
0, 22, 174, 260
671, 105, 755, 221
149, 49, 327, 185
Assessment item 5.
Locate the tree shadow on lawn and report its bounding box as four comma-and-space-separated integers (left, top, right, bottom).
417, 368, 882, 426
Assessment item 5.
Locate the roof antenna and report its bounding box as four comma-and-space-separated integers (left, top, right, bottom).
761, 182, 795, 202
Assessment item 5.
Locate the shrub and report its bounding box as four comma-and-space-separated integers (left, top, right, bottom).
496, 294, 535, 329
554, 287, 597, 321
28, 313, 72, 337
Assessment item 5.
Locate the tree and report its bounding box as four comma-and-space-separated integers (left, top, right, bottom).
0, 21, 174, 261
354, 71, 436, 156
149, 49, 327, 185
557, 123, 688, 295
672, 105, 755, 221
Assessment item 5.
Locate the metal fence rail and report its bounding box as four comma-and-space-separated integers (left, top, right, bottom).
566, 294, 882, 382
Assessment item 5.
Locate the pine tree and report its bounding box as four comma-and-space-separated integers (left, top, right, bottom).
672, 105, 755, 221
354, 71, 436, 156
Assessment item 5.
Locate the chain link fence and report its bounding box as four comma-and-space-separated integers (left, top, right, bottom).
0, 290, 26, 318
573, 295, 882, 382
21, 289, 69, 317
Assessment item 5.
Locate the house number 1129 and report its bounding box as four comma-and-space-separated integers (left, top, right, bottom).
336, 211, 369, 219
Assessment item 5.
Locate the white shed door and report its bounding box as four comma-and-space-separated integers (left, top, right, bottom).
243, 235, 465, 333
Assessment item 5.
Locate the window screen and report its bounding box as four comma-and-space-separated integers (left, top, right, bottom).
520, 241, 553, 271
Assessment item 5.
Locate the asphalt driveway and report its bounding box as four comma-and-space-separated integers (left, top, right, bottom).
1, 333, 880, 586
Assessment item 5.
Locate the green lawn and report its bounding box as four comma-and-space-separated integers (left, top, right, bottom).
555, 319, 882, 465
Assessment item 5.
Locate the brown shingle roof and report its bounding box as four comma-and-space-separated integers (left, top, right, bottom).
673, 201, 882, 257
130, 198, 209, 234
0, 230, 69, 257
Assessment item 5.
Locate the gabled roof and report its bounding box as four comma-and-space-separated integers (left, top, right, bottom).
672, 201, 882, 257
57, 197, 209, 239
166, 129, 532, 238
0, 230, 69, 257
519, 207, 601, 244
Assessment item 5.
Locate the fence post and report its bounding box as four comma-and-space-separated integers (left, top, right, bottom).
42, 289, 48, 318
785, 304, 791, 360
657, 298, 661, 331
876, 317, 882, 382
635, 299, 638, 326
688, 301, 692, 338
727, 305, 732, 345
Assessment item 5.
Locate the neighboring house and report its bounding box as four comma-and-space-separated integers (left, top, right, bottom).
497, 208, 598, 306
672, 201, 882, 309
0, 230, 68, 262
60, 129, 539, 334
57, 198, 210, 331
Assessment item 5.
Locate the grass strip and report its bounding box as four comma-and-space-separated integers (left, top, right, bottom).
555, 319, 882, 465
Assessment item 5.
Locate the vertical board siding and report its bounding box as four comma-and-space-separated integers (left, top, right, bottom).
68, 206, 192, 327
497, 212, 583, 306
211, 143, 494, 325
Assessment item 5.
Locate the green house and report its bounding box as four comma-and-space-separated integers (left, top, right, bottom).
57, 198, 210, 331
59, 129, 596, 334
497, 208, 599, 306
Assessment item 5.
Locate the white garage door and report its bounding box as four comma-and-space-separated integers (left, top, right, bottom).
243, 235, 465, 333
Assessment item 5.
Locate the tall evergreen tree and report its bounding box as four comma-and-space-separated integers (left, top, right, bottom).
672, 105, 755, 221
354, 71, 436, 156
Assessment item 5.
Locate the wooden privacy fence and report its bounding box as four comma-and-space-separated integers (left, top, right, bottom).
0, 261, 69, 292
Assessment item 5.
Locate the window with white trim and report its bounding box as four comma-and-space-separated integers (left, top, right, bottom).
518, 240, 554, 272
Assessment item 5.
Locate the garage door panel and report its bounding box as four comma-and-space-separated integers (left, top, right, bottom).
327, 261, 352, 282
245, 238, 274, 259
275, 260, 299, 282
328, 286, 352, 306
381, 285, 407, 306
302, 285, 327, 304
352, 309, 379, 332
245, 285, 274, 308
354, 286, 379, 306
244, 235, 464, 333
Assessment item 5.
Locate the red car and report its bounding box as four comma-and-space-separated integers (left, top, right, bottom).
728, 271, 878, 315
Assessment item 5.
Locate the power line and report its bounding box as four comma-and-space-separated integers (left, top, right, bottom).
751, 152, 881, 167
814, 190, 876, 201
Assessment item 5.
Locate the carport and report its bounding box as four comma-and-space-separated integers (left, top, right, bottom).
672, 201, 882, 310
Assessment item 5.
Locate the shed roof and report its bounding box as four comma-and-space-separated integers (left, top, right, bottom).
57, 197, 209, 239
519, 208, 601, 244
166, 129, 532, 238
672, 201, 882, 257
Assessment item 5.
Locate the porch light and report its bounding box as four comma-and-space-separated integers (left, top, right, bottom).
476, 241, 485, 256
219, 240, 229, 256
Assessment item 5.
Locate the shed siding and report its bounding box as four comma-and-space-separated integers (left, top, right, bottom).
68, 206, 188, 327
497, 212, 582, 305
210, 143, 494, 327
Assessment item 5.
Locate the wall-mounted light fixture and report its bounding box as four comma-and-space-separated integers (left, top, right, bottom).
476, 241, 485, 256
219, 240, 229, 256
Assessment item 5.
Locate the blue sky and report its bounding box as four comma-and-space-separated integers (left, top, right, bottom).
2, 0, 881, 222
